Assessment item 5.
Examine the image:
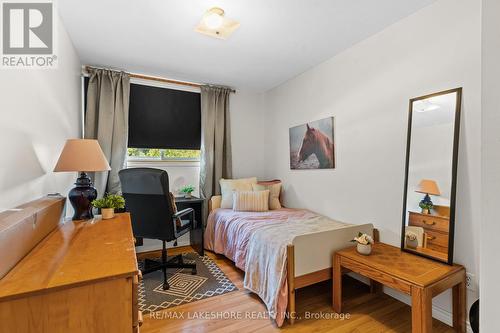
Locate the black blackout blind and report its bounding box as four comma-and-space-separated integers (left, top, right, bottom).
83, 78, 201, 150
128, 84, 201, 149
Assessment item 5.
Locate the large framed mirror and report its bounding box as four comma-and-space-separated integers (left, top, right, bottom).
401, 88, 462, 264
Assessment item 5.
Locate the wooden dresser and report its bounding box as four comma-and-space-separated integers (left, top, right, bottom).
0, 212, 141, 333
408, 210, 449, 254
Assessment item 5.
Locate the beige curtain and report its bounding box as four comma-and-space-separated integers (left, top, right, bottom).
85, 68, 130, 195
200, 86, 232, 219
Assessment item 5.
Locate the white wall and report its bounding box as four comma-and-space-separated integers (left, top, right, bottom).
406, 121, 455, 213
230, 91, 267, 179
126, 160, 201, 197
480, 0, 500, 330
263, 0, 480, 325
0, 15, 82, 211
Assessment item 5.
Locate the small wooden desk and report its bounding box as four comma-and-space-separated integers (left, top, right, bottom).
175, 196, 205, 256
333, 243, 465, 333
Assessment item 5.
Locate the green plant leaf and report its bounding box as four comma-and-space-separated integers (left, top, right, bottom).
180, 185, 195, 193
91, 193, 125, 209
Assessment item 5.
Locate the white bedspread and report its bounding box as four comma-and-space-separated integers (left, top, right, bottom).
243, 215, 350, 325
204, 208, 350, 326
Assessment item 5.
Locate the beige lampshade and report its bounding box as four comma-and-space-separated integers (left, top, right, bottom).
54, 139, 111, 172
415, 179, 441, 196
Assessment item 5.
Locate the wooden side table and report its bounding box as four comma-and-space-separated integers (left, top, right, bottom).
333, 243, 466, 333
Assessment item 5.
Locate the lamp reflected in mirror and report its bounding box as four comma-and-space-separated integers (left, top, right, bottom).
416, 179, 440, 214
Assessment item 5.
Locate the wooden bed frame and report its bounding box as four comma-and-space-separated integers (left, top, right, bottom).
285, 229, 380, 324
208, 196, 379, 325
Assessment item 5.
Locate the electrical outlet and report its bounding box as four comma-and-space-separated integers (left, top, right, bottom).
466, 272, 475, 291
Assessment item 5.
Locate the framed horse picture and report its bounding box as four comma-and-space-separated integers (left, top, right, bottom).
289, 117, 335, 169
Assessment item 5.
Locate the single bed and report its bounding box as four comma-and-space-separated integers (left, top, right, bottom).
204, 195, 375, 326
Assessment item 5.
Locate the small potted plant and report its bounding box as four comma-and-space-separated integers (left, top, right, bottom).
351, 232, 374, 255
180, 185, 195, 199
419, 201, 433, 215
91, 193, 125, 220
405, 231, 419, 249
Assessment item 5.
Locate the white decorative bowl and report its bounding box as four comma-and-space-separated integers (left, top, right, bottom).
357, 243, 372, 256
406, 238, 418, 249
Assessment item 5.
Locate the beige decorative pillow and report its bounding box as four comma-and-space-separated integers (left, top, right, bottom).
233, 190, 270, 212
252, 182, 282, 210
219, 177, 258, 209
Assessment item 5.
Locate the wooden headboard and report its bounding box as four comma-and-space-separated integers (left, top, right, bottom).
0, 196, 65, 279
209, 195, 222, 212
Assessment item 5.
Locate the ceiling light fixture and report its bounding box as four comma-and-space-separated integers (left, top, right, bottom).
203, 7, 224, 30
416, 100, 441, 113
195, 7, 240, 39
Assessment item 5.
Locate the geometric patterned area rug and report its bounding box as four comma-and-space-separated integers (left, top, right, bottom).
138, 253, 237, 313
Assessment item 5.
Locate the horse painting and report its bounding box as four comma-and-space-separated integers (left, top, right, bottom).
289, 117, 335, 169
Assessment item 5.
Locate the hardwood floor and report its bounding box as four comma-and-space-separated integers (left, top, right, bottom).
141, 248, 455, 333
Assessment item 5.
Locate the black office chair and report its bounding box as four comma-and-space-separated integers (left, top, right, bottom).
119, 168, 197, 290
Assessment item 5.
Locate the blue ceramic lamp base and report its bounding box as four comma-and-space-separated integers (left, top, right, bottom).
68, 172, 97, 220
420, 193, 433, 206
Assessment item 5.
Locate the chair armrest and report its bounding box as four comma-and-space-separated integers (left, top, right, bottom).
173, 208, 194, 219
209, 196, 222, 212
172, 208, 195, 236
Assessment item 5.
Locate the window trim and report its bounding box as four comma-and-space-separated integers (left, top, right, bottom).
126, 159, 201, 168
126, 156, 201, 163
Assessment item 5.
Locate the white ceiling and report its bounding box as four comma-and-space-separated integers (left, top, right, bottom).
413, 92, 458, 128
58, 0, 435, 92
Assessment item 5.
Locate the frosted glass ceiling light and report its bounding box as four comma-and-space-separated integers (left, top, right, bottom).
204, 8, 224, 29
416, 100, 441, 112
196, 7, 240, 39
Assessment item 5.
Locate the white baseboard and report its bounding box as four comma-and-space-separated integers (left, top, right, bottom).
347, 273, 472, 332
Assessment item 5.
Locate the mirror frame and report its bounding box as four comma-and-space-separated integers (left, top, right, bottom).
400, 87, 462, 265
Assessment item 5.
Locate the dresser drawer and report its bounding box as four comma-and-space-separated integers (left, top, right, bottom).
425, 229, 448, 249
426, 243, 448, 254
409, 213, 449, 233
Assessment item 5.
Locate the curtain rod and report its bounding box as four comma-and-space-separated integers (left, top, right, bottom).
84, 66, 236, 93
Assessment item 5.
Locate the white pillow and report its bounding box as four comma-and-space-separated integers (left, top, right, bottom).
219, 177, 257, 209
233, 190, 270, 212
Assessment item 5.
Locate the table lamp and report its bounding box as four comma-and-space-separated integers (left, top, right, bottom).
415, 179, 441, 208
54, 139, 111, 220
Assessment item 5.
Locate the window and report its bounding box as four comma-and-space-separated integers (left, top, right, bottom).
128, 83, 201, 150
83, 78, 201, 194
83, 78, 201, 152
127, 148, 201, 161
